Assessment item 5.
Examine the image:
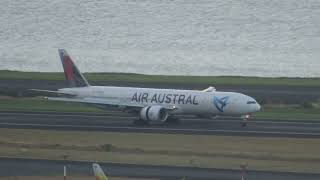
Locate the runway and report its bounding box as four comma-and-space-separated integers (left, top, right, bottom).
0, 157, 319, 180
0, 111, 320, 138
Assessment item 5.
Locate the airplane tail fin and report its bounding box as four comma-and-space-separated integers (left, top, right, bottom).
93, 163, 108, 180
58, 49, 90, 87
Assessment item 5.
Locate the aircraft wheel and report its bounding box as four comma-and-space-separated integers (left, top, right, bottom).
164, 117, 181, 125
241, 121, 247, 127
133, 119, 149, 126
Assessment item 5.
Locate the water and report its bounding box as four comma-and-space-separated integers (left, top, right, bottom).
1, 0, 320, 77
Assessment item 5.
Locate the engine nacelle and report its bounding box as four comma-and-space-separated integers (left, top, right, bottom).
140, 105, 169, 122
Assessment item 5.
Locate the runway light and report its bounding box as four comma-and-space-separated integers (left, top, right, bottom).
63, 154, 69, 180
240, 163, 248, 180
64, 165, 66, 180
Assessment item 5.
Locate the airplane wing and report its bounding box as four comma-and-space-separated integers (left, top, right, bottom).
47, 97, 178, 110
47, 97, 144, 107
31, 88, 178, 111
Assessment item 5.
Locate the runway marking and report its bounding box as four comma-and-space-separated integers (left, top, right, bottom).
0, 112, 320, 126
0, 122, 320, 137
0, 112, 129, 118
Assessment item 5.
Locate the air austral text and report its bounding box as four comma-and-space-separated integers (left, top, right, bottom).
131, 92, 199, 105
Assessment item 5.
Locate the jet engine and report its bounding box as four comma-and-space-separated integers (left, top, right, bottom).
140, 105, 169, 122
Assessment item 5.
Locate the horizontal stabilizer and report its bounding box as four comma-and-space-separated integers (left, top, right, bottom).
28, 89, 76, 97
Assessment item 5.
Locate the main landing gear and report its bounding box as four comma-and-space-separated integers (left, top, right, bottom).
133, 118, 149, 126
133, 116, 181, 126
164, 116, 181, 125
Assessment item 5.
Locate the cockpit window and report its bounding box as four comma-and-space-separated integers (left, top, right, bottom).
247, 101, 257, 104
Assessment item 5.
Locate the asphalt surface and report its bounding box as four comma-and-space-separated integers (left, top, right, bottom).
0, 157, 319, 180
0, 111, 320, 138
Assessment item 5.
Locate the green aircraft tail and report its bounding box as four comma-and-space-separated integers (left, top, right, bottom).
93, 163, 108, 180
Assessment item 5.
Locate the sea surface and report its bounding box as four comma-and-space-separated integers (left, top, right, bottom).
1, 0, 320, 77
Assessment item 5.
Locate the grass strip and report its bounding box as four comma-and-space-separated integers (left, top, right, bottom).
0, 97, 103, 113
1, 70, 320, 87
0, 128, 319, 173
1, 97, 320, 120
255, 104, 320, 120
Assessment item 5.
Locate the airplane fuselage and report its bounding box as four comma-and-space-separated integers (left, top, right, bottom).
59, 86, 260, 116
37, 49, 261, 124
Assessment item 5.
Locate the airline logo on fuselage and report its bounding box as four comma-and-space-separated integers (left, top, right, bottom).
213, 96, 229, 112
131, 92, 199, 105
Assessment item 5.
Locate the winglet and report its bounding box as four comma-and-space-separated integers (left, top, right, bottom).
202, 86, 216, 92
93, 163, 108, 180
58, 49, 90, 87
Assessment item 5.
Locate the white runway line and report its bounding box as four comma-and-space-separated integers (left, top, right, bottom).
0, 112, 319, 125
0, 122, 319, 137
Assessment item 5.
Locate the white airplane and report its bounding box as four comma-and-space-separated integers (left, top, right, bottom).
32, 49, 261, 125
93, 163, 108, 180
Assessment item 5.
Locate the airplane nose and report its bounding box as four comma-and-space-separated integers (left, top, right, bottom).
256, 103, 261, 111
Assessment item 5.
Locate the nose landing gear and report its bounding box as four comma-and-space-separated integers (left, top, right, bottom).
241, 114, 250, 127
